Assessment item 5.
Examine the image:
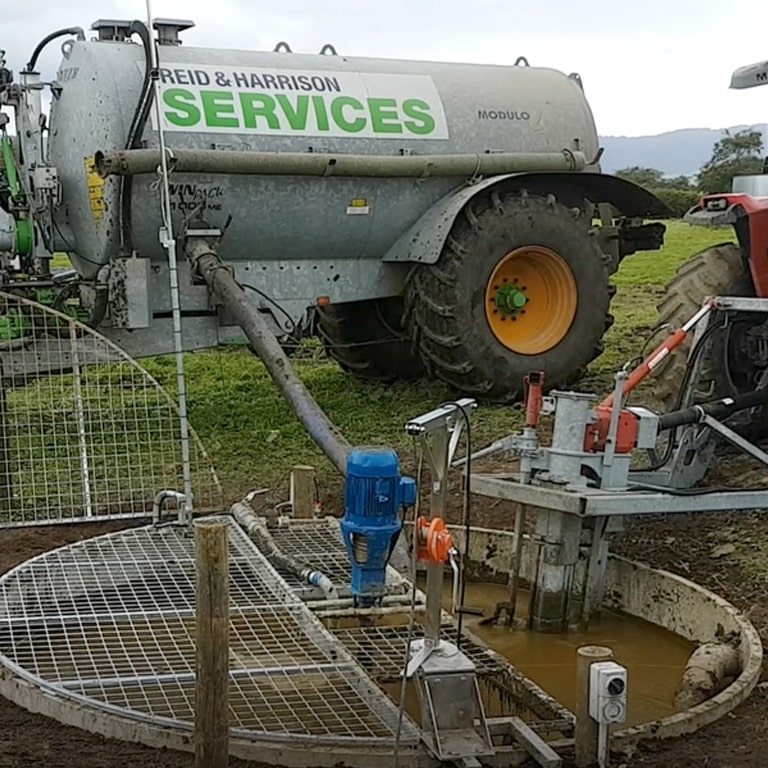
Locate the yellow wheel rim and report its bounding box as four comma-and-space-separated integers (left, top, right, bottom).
484, 246, 578, 354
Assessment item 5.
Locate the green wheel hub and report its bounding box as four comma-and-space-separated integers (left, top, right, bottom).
493, 283, 528, 315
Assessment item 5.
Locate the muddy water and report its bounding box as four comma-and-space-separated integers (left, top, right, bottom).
447, 581, 695, 726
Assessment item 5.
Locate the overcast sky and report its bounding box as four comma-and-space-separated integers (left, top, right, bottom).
3, 0, 767, 137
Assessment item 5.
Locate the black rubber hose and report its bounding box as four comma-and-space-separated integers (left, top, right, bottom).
658, 388, 768, 431
186, 237, 352, 474
125, 21, 154, 149
26, 27, 85, 72
121, 20, 154, 254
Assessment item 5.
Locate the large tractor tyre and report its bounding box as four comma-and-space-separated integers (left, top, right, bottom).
403, 192, 615, 402
316, 297, 426, 382
652, 243, 768, 439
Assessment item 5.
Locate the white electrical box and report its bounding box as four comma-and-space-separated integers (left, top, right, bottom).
589, 661, 627, 725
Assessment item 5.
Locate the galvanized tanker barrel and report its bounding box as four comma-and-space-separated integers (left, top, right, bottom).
47, 27, 600, 275
41, 20, 666, 403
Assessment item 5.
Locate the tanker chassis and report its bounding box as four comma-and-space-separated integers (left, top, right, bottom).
0, 19, 669, 401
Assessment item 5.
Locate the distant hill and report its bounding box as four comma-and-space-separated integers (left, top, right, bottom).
598, 124, 768, 177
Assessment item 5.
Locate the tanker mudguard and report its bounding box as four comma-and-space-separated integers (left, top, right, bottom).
382, 171, 671, 265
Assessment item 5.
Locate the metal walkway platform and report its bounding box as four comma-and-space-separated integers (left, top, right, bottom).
0, 516, 572, 765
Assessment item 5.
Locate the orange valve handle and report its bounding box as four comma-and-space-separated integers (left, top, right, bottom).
416, 516, 454, 564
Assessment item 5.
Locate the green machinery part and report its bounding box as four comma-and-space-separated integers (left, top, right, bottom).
1, 133, 21, 202
0, 306, 32, 341
1, 133, 32, 257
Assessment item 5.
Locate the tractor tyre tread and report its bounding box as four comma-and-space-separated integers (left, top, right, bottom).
403, 193, 616, 402
316, 298, 426, 382
653, 242, 744, 411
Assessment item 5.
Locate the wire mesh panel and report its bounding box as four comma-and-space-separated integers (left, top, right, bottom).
0, 292, 222, 527
270, 519, 354, 588
0, 521, 421, 746
332, 622, 506, 683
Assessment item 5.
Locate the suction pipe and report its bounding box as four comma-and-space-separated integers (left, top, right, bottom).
185, 234, 352, 475
231, 500, 339, 599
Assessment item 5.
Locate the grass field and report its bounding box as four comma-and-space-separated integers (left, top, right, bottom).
125, 218, 732, 501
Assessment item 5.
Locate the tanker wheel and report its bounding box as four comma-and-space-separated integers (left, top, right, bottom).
653, 242, 768, 440
403, 192, 615, 402
316, 297, 426, 381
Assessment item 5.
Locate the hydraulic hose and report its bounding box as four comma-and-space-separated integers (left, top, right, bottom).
231, 500, 339, 599
121, 20, 154, 254
185, 235, 351, 475
95, 148, 588, 179
125, 21, 154, 150
25, 27, 85, 72
658, 388, 768, 431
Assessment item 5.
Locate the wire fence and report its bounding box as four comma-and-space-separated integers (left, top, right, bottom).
0, 291, 222, 528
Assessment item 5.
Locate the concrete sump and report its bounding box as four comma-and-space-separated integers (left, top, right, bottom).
0, 515, 761, 767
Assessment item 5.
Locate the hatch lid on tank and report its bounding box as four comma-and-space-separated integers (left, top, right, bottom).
154, 18, 195, 46
91, 19, 136, 42
90, 18, 195, 45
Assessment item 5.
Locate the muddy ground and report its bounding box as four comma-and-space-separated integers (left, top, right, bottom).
1, 475, 768, 768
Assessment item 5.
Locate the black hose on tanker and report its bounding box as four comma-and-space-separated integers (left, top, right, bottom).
25, 27, 85, 72
185, 234, 352, 475
120, 20, 155, 254
125, 21, 154, 149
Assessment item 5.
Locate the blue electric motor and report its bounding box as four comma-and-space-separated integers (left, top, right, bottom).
341, 447, 417, 606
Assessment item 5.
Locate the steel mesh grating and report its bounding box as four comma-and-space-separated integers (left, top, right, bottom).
270, 520, 353, 587
332, 622, 506, 683
0, 292, 223, 527
0, 521, 420, 744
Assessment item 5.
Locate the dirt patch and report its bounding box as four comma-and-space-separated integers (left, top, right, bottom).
2, 494, 767, 768
583, 510, 768, 768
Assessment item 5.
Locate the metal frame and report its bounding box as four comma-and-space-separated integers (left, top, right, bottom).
470, 295, 768, 518
405, 398, 475, 646
404, 399, 497, 767
471, 472, 768, 517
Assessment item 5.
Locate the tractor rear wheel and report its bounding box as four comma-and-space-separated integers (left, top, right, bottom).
316, 297, 425, 382
403, 192, 615, 402
652, 242, 768, 440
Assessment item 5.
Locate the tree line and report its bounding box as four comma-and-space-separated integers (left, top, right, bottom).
614, 128, 765, 217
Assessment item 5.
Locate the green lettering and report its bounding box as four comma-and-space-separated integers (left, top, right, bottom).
239, 93, 280, 129
162, 88, 200, 127
402, 99, 435, 135
330, 96, 366, 133
200, 90, 238, 128
368, 98, 402, 134
311, 96, 330, 131
276, 94, 309, 130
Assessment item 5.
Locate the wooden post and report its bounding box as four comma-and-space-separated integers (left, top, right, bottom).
290, 464, 316, 518
195, 518, 230, 768
575, 645, 613, 767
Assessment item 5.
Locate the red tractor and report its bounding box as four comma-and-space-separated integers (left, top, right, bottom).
653, 58, 768, 438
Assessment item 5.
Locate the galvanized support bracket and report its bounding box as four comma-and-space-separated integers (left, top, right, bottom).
407, 637, 494, 765
404, 398, 495, 764
405, 397, 476, 647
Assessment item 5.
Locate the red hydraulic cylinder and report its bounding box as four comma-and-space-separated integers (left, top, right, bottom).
524, 371, 545, 427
